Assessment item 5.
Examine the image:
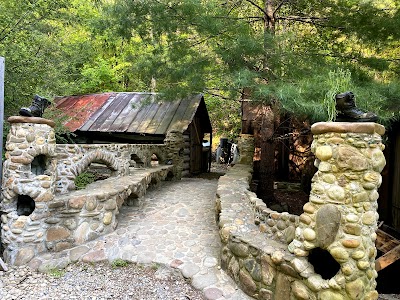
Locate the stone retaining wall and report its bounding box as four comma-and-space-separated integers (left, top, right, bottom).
1, 117, 184, 266
216, 122, 385, 300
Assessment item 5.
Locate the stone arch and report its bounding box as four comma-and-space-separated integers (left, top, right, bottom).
72, 150, 120, 178
150, 149, 166, 166
130, 153, 145, 167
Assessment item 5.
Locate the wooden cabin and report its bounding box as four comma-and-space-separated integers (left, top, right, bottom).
54, 92, 212, 176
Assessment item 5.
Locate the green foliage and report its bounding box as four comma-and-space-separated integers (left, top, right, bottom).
111, 259, 129, 268
1, 0, 399, 136
47, 268, 65, 278
74, 171, 96, 190
323, 69, 353, 121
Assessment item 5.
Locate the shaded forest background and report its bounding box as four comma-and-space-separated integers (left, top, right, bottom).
1, 0, 399, 135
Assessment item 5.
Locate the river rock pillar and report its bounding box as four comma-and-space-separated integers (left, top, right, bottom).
289, 122, 385, 300
237, 134, 255, 165
1, 116, 57, 265
164, 130, 184, 179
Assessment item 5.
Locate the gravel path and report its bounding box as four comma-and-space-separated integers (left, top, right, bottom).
0, 262, 204, 300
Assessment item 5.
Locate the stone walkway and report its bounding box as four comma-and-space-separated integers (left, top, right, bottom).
34, 177, 252, 300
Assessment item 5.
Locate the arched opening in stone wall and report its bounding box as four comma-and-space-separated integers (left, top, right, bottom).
166, 171, 174, 181
31, 154, 48, 176
151, 153, 159, 166
17, 195, 35, 216
308, 247, 340, 280
74, 161, 116, 190
130, 154, 144, 167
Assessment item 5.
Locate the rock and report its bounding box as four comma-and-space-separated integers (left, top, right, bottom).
345, 278, 365, 300
238, 270, 257, 295
191, 273, 218, 290
46, 226, 70, 242
70, 246, 90, 262
14, 247, 35, 266
361, 211, 375, 225
181, 262, 200, 278
315, 146, 333, 161
315, 204, 341, 248
204, 288, 223, 300
318, 290, 345, 300
103, 212, 113, 225
303, 228, 316, 241
292, 281, 313, 300
229, 241, 249, 257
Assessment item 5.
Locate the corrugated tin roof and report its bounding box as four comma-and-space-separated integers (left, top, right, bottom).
54, 92, 211, 135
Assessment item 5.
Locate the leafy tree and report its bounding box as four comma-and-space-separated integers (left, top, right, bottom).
102, 0, 400, 201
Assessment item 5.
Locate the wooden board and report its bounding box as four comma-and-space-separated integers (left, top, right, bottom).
375, 228, 400, 271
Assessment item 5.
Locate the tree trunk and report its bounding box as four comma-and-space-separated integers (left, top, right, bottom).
257, 106, 276, 203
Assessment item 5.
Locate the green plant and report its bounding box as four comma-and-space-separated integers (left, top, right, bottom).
323, 69, 353, 122
47, 268, 65, 278
111, 259, 129, 268
150, 262, 161, 270
74, 171, 96, 190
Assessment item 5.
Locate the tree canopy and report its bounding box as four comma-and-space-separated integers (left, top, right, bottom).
1, 0, 399, 135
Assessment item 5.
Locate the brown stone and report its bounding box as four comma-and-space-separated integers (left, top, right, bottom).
303, 203, 316, 214
291, 281, 313, 300
85, 197, 97, 211
261, 254, 275, 285
8, 116, 56, 127
35, 191, 54, 202
311, 122, 385, 136
344, 224, 362, 236
259, 288, 273, 300
70, 245, 90, 262
11, 156, 31, 164
69, 196, 87, 209
275, 273, 291, 300
300, 214, 312, 225
46, 226, 70, 242
239, 270, 257, 296
14, 247, 35, 266
81, 249, 106, 263
342, 239, 361, 248
55, 241, 72, 252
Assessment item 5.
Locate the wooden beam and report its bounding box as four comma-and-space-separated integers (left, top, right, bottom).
375, 244, 400, 272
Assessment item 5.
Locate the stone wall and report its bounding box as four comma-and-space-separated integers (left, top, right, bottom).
216, 122, 385, 300
0, 116, 184, 266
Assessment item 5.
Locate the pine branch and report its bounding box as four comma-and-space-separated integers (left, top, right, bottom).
243, 0, 267, 17
274, 0, 289, 15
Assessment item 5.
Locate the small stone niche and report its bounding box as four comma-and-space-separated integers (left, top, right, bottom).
31, 154, 48, 176
130, 154, 144, 167
17, 195, 35, 216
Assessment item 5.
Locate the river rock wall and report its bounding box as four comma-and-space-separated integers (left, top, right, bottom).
216, 122, 385, 300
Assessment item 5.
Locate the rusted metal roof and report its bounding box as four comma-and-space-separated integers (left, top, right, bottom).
54, 92, 211, 135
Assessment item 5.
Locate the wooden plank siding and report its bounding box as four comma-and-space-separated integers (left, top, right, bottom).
392, 128, 400, 231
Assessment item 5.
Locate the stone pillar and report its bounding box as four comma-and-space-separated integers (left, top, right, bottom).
1, 116, 57, 265
289, 122, 385, 300
164, 130, 184, 179
237, 134, 255, 165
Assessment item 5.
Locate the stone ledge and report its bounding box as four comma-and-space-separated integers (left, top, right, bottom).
8, 116, 56, 127
311, 121, 385, 136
